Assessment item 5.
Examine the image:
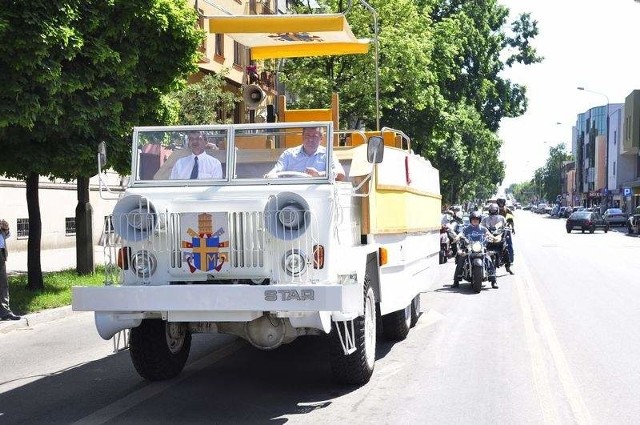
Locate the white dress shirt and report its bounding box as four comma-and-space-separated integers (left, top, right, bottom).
170, 152, 223, 180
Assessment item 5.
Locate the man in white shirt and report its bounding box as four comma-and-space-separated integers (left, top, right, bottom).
266, 126, 346, 181
170, 131, 223, 180
0, 218, 20, 321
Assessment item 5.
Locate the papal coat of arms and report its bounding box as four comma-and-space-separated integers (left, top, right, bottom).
181, 213, 229, 273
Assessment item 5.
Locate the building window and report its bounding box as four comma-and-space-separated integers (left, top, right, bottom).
233, 41, 243, 66
613, 161, 616, 176
215, 34, 224, 57
16, 218, 29, 238
65, 217, 76, 235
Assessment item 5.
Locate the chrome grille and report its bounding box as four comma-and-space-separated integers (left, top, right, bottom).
229, 211, 265, 268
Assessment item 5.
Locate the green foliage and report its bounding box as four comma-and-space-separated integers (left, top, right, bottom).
8, 267, 105, 314
0, 0, 203, 179
279, 0, 541, 205
169, 72, 240, 125
509, 143, 572, 203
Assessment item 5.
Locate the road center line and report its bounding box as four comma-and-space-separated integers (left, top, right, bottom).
516, 257, 593, 425
71, 339, 245, 425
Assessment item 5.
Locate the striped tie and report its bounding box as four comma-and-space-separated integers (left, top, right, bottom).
190, 156, 199, 179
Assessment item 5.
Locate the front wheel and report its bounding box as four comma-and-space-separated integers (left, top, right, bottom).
566, 227, 572, 233
471, 265, 483, 293
382, 303, 412, 341
330, 281, 376, 385
129, 319, 191, 381
589, 225, 595, 234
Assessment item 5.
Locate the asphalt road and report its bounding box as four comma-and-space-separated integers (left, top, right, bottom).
0, 211, 638, 424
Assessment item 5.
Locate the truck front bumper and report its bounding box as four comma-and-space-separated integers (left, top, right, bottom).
72, 283, 362, 315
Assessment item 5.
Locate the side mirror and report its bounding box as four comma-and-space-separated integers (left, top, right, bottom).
98, 141, 107, 168
367, 136, 384, 164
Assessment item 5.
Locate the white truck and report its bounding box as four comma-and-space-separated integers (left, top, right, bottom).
73, 121, 442, 384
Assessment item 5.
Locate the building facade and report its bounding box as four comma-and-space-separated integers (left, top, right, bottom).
621, 90, 640, 212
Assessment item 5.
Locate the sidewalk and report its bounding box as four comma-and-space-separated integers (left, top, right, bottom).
1, 245, 105, 334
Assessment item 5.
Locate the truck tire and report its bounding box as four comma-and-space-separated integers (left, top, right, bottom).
382, 304, 411, 341
410, 295, 421, 327
329, 281, 376, 385
472, 265, 483, 293
129, 319, 191, 381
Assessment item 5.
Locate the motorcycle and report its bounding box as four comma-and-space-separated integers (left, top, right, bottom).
455, 236, 495, 293
486, 223, 512, 272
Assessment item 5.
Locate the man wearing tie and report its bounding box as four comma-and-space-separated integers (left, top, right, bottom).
0, 218, 20, 321
170, 131, 223, 180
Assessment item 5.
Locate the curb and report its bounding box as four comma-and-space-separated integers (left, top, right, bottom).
0, 305, 76, 335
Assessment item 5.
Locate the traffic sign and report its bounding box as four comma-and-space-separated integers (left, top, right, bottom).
623, 187, 632, 196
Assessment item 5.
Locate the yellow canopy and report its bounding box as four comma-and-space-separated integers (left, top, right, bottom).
208, 14, 370, 60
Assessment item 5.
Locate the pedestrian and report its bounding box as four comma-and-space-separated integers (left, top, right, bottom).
0, 218, 20, 321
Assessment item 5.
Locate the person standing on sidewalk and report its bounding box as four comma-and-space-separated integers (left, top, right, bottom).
0, 218, 20, 321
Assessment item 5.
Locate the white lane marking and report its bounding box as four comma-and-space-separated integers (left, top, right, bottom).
517, 258, 593, 425
72, 339, 245, 425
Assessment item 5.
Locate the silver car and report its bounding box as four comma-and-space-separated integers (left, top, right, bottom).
603, 208, 628, 227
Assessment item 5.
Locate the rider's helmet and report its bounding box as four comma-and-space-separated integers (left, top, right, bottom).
470, 210, 482, 223
488, 203, 499, 215
496, 198, 506, 207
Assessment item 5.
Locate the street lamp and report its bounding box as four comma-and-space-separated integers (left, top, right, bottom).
577, 86, 610, 210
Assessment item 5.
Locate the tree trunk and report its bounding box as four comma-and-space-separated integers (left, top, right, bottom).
26, 173, 44, 291
76, 176, 94, 275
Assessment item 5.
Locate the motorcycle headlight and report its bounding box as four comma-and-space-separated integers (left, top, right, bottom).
131, 250, 157, 279
471, 242, 483, 253
282, 249, 307, 277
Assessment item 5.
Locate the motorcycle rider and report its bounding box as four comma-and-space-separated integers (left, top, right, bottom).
482, 203, 513, 274
452, 211, 498, 289
496, 198, 515, 268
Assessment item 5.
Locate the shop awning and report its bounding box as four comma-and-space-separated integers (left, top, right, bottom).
208, 14, 370, 60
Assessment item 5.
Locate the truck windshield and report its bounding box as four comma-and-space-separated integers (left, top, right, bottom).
132, 124, 339, 184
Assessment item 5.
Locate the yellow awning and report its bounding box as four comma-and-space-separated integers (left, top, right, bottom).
208, 14, 370, 60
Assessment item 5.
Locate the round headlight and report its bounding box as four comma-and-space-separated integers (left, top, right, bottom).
282, 249, 307, 277
471, 241, 482, 253
131, 250, 157, 279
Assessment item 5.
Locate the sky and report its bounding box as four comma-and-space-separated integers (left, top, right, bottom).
497, 0, 640, 188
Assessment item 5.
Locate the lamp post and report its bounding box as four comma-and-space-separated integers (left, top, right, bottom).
577, 86, 610, 210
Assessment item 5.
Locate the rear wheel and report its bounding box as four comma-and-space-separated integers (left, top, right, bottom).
330, 280, 376, 385
382, 303, 412, 341
129, 319, 191, 381
471, 265, 483, 293
589, 225, 595, 234
604, 225, 609, 233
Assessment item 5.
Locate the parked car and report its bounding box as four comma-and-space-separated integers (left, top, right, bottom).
627, 207, 640, 234
566, 211, 609, 233
603, 208, 627, 227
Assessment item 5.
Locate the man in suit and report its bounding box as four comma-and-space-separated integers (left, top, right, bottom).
0, 218, 20, 321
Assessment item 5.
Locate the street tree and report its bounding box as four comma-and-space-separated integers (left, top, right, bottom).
0, 0, 202, 288
279, 0, 542, 205
170, 72, 240, 125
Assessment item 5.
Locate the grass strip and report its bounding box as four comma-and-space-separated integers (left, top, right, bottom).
7, 267, 106, 315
